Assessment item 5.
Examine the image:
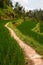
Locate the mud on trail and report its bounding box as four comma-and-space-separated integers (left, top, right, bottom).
5, 23, 43, 65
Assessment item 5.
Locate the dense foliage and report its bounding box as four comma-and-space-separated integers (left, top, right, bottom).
0, 0, 43, 22
26, 9, 43, 22
14, 2, 25, 18
0, 0, 12, 8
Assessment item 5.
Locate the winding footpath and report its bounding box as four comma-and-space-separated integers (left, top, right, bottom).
5, 23, 43, 65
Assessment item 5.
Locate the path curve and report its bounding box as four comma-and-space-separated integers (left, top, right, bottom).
5, 23, 43, 65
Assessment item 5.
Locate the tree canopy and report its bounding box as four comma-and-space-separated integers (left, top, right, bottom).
0, 0, 12, 8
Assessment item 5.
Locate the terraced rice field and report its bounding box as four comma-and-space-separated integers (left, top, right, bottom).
0, 20, 25, 65
8, 19, 43, 57
16, 20, 43, 56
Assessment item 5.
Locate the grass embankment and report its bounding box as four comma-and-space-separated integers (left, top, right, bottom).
0, 20, 25, 65
8, 19, 43, 57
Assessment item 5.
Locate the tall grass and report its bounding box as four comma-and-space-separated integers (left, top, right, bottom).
0, 20, 25, 65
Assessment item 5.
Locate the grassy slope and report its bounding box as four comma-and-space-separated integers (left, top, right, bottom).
17, 20, 43, 56
17, 21, 43, 43
8, 19, 43, 57
0, 20, 25, 65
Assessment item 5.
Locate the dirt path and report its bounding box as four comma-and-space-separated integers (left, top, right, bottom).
5, 23, 43, 65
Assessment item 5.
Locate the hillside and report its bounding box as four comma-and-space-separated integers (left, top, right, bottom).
0, 7, 15, 20
16, 20, 43, 56
0, 0, 43, 65
0, 20, 25, 65
9, 19, 43, 56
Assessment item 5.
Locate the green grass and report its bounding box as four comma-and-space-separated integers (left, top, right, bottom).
8, 19, 43, 57
0, 20, 25, 65
40, 22, 43, 32
17, 20, 43, 44
16, 20, 43, 56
